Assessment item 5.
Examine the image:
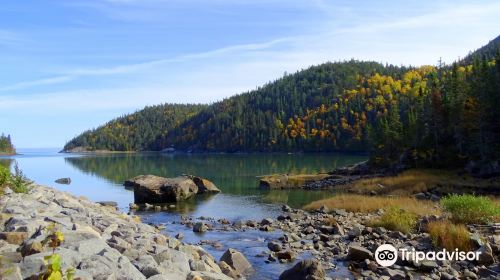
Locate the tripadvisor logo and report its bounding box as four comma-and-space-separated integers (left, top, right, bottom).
375, 244, 398, 267
375, 244, 482, 267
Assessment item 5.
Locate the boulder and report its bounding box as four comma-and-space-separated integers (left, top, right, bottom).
193, 222, 208, 233
192, 177, 221, 193
347, 245, 373, 261
279, 259, 325, 280
55, 177, 71, 184
219, 248, 253, 275
126, 175, 199, 203
267, 241, 282, 252
276, 250, 296, 261
476, 243, 495, 265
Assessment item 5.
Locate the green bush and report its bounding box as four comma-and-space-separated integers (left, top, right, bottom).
8, 163, 30, 194
0, 165, 10, 187
441, 194, 500, 224
370, 207, 417, 234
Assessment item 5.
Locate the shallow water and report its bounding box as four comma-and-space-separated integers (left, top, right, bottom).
4, 149, 365, 279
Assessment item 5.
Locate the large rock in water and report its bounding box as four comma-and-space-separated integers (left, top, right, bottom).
279, 259, 325, 280
192, 176, 221, 193
219, 248, 253, 276
125, 175, 199, 203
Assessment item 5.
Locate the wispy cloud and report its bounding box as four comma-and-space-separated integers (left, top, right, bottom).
0, 37, 290, 91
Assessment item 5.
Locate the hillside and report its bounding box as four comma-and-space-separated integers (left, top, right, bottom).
63, 104, 207, 152
0, 134, 16, 155
64, 37, 500, 171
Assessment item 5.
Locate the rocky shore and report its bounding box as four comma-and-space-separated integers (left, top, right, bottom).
0, 185, 245, 280
170, 205, 500, 279
2, 182, 500, 280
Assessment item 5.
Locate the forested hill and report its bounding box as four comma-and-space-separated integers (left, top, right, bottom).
64, 36, 500, 172
63, 104, 207, 152
0, 134, 16, 155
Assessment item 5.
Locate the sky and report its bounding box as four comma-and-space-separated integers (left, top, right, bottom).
0, 0, 499, 148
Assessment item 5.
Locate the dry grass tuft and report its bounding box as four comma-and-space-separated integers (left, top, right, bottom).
347, 169, 499, 196
427, 220, 472, 251
303, 194, 440, 216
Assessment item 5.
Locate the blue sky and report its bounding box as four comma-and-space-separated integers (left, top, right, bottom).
1, 0, 499, 148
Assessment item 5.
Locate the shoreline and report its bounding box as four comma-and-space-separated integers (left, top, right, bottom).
0, 184, 239, 280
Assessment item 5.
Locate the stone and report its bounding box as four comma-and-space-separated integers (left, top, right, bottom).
0, 232, 28, 245
175, 233, 184, 240
347, 245, 374, 261
55, 177, 71, 184
96, 201, 117, 207
261, 218, 274, 225
193, 222, 208, 233
383, 268, 405, 280
125, 175, 199, 203
218, 261, 240, 278
418, 260, 438, 272
191, 177, 221, 194
133, 255, 161, 278
129, 203, 139, 210
279, 259, 325, 280
267, 241, 282, 252
20, 241, 43, 257
276, 250, 296, 261
476, 243, 495, 265
219, 248, 253, 275
188, 271, 233, 280
318, 205, 329, 214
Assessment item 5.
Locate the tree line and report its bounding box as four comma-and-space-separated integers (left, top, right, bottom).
64, 36, 500, 172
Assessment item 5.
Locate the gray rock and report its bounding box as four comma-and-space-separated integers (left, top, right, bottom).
267, 241, 282, 252
55, 178, 71, 184
133, 255, 161, 278
125, 175, 199, 203
347, 245, 373, 261
193, 222, 207, 233
96, 201, 117, 207
261, 218, 274, 225
279, 259, 325, 280
191, 177, 221, 194
219, 248, 253, 275
476, 243, 495, 265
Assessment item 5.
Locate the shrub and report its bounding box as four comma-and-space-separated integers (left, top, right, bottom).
441, 194, 500, 224
0, 165, 9, 187
427, 220, 472, 251
370, 207, 417, 234
8, 163, 30, 194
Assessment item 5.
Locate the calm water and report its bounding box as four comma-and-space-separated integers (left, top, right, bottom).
3, 149, 365, 279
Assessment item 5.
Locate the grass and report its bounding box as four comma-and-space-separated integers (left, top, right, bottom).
427, 220, 472, 251
370, 207, 417, 234
345, 169, 500, 196
441, 194, 500, 224
303, 194, 440, 216
0, 163, 31, 194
